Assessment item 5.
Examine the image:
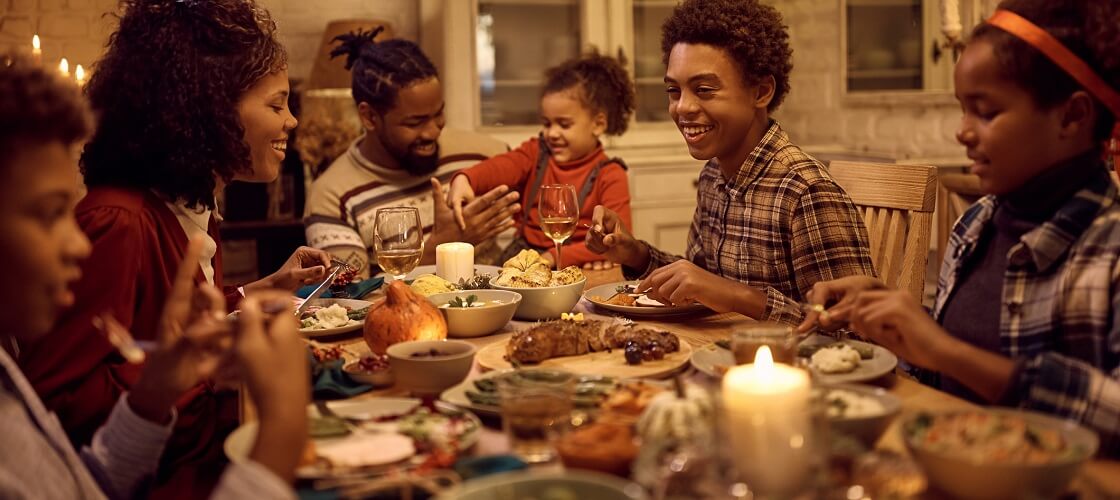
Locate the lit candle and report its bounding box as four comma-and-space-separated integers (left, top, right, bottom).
435, 242, 474, 284
31, 35, 42, 64
58, 58, 69, 77
941, 0, 962, 40
722, 346, 813, 496
75, 64, 86, 86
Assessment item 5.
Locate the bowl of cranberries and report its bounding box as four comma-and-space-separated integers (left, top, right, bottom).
343, 353, 394, 387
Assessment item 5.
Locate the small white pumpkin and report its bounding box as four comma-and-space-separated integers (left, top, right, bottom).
637, 382, 713, 442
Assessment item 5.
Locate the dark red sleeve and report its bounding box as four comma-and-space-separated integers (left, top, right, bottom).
458, 138, 538, 194
18, 205, 146, 446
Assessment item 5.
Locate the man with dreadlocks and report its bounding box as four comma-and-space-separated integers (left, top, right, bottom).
304, 27, 520, 277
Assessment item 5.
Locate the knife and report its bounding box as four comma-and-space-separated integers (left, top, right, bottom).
295, 263, 345, 316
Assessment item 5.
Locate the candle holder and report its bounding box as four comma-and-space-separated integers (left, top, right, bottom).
717, 347, 830, 499
717, 400, 830, 499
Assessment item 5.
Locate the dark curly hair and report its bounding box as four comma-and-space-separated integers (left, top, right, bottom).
331, 26, 439, 114
972, 0, 1119, 142
542, 50, 636, 136
660, 0, 793, 113
0, 52, 93, 174
80, 0, 287, 210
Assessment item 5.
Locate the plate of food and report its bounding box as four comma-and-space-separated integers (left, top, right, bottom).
584, 281, 710, 317
476, 317, 692, 379
298, 298, 372, 337
690, 335, 897, 384
224, 398, 481, 480
441, 369, 666, 419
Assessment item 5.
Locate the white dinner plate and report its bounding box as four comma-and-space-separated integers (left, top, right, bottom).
583, 281, 711, 317
298, 298, 373, 338
224, 398, 480, 479
690, 335, 898, 384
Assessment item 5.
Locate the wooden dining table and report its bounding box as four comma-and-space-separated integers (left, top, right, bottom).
277, 267, 1120, 498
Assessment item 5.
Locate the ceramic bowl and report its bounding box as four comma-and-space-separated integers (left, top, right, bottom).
490, 277, 586, 320
385, 339, 477, 396
902, 408, 1099, 499
427, 290, 521, 338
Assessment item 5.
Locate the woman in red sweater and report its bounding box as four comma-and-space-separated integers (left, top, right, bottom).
16, 1, 329, 497
448, 51, 636, 268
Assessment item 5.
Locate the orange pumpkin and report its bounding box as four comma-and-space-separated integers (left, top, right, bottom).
363, 281, 447, 354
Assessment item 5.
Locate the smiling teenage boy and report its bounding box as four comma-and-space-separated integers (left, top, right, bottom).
587, 0, 875, 324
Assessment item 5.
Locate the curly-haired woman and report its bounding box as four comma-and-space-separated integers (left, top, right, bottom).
587, 0, 875, 324
15, 0, 328, 496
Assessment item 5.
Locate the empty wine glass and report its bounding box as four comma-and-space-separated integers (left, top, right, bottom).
373, 207, 423, 281
537, 184, 579, 271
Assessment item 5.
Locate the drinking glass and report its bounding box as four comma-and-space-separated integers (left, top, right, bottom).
537, 184, 579, 270
731, 322, 799, 366
497, 368, 575, 463
373, 207, 423, 281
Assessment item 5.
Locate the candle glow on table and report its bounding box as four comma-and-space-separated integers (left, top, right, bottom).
31, 35, 42, 64
722, 346, 813, 496
58, 58, 69, 77
435, 242, 474, 284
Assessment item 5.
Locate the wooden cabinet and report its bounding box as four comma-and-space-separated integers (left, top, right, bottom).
626, 148, 706, 257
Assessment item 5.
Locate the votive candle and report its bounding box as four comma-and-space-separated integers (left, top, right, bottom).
435, 242, 474, 284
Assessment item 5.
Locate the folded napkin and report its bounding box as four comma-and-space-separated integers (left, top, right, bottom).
297, 276, 384, 300
308, 352, 373, 400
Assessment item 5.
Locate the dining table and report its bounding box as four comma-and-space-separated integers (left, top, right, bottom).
250, 267, 1120, 498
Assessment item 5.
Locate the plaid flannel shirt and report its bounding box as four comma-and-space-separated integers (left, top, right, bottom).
934, 167, 1120, 454
628, 121, 876, 324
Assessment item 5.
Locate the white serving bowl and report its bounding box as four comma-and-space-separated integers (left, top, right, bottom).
821, 383, 901, 447
385, 340, 477, 396
490, 277, 586, 320
427, 290, 521, 338
902, 408, 1099, 499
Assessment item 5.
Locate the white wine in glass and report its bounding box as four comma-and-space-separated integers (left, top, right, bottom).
537, 184, 579, 270
373, 207, 423, 280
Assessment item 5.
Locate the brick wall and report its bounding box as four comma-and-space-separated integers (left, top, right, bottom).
766, 0, 964, 162
0, 0, 418, 81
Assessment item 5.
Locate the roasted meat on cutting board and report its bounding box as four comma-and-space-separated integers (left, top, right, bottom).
507, 319, 680, 364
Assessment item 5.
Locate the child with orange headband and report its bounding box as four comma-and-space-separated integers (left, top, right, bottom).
801, 0, 1120, 454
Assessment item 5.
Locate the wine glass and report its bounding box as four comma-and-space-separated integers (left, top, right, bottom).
537, 184, 579, 271
373, 207, 423, 281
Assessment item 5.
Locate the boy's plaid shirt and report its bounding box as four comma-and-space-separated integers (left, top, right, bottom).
629, 121, 876, 324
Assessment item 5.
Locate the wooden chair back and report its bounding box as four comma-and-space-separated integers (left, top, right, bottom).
828, 161, 938, 302
937, 173, 984, 264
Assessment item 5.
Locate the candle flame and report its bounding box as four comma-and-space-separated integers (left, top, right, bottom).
75, 65, 85, 83
59, 58, 69, 75
32, 35, 41, 51
753, 345, 774, 367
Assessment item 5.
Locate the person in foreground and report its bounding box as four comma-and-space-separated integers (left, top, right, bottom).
586, 0, 875, 324
0, 51, 306, 499
16, 0, 328, 495
802, 0, 1120, 454
447, 50, 636, 269
305, 27, 519, 276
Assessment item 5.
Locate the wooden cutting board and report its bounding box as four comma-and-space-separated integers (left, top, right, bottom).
476, 335, 693, 379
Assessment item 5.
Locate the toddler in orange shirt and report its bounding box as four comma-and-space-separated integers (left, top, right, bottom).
448, 51, 636, 268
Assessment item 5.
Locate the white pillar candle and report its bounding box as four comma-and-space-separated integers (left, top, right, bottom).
722, 346, 813, 496
941, 0, 962, 40
435, 242, 474, 284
